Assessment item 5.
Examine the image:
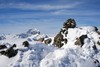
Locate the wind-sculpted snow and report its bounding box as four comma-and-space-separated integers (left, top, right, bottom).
10, 42, 55, 67
0, 25, 100, 67
40, 26, 100, 67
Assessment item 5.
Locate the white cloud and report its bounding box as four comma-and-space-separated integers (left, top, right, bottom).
51, 10, 100, 16
0, 2, 80, 10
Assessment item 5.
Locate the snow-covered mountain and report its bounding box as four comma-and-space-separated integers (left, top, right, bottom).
0, 19, 100, 67
16, 28, 40, 38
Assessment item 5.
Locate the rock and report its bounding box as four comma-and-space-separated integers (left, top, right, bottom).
38, 38, 44, 42
79, 35, 88, 47
75, 35, 88, 47
64, 38, 68, 44
94, 59, 99, 63
60, 28, 68, 35
0, 44, 18, 58
0, 51, 6, 55
92, 45, 97, 50
53, 32, 64, 48
44, 38, 52, 45
22, 41, 29, 47
97, 41, 100, 45
53, 18, 77, 48
0, 45, 7, 49
0, 36, 6, 40
63, 18, 76, 29
97, 31, 100, 35
75, 38, 81, 46
94, 26, 98, 31
5, 49, 18, 58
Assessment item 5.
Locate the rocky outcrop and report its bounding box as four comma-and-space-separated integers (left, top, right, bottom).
53, 18, 76, 48
22, 41, 30, 47
0, 44, 18, 58
38, 38, 44, 42
53, 32, 64, 48
44, 38, 52, 45
0, 45, 7, 49
75, 35, 88, 47
97, 41, 100, 45
63, 18, 76, 29
34, 19, 76, 47
75, 35, 93, 47
53, 18, 100, 48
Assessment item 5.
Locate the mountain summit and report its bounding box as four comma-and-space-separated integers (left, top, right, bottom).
0, 19, 100, 67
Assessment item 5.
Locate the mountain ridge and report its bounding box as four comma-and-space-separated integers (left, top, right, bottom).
0, 19, 100, 67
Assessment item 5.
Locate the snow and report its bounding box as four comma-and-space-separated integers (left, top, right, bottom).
0, 35, 6, 40
0, 26, 100, 67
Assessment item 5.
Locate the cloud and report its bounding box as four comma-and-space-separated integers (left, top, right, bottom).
51, 10, 100, 16
0, 2, 81, 10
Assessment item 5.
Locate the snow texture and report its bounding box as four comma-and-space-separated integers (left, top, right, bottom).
0, 26, 100, 67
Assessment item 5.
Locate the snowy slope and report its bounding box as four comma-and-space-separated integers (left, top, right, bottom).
40, 26, 100, 67
0, 26, 100, 67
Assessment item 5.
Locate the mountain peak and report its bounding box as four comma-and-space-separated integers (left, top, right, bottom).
0, 18, 100, 67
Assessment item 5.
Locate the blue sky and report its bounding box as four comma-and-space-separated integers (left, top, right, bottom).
0, 0, 100, 36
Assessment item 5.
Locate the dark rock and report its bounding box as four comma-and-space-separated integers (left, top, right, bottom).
60, 28, 68, 37
23, 41, 29, 47
53, 18, 77, 48
0, 44, 18, 58
0, 45, 7, 49
97, 41, 100, 45
75, 38, 81, 46
75, 35, 87, 47
61, 28, 66, 33
94, 26, 98, 31
94, 59, 100, 67
44, 38, 52, 45
97, 31, 100, 35
64, 39, 68, 44
0, 51, 6, 55
92, 45, 97, 50
92, 45, 98, 53
79, 35, 88, 47
63, 18, 76, 29
5, 48, 18, 58
53, 32, 64, 48
38, 38, 44, 42
94, 59, 99, 63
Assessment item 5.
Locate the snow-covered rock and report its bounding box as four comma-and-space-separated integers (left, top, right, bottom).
0, 36, 6, 40
17, 28, 40, 38
0, 19, 100, 67
17, 33, 28, 38
26, 28, 40, 36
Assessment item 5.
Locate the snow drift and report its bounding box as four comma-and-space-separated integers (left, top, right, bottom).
0, 19, 100, 67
